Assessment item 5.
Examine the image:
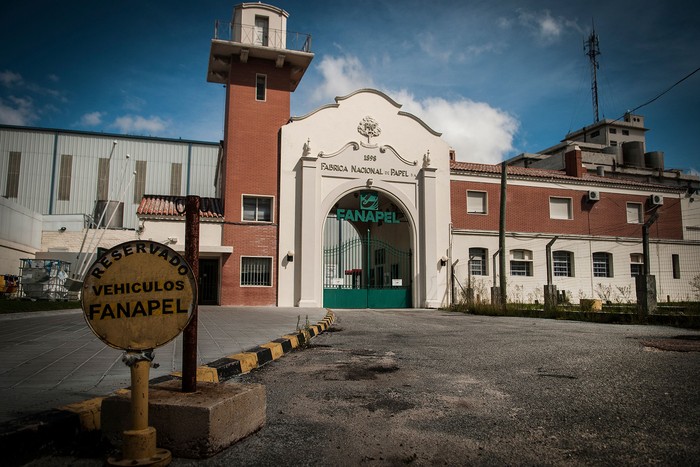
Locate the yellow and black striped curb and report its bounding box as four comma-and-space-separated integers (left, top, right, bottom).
0, 309, 335, 462
151, 309, 336, 384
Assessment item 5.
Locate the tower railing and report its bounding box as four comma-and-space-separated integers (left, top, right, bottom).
213, 20, 312, 52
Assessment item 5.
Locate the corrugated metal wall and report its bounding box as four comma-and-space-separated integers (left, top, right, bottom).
0, 128, 55, 213
0, 126, 219, 230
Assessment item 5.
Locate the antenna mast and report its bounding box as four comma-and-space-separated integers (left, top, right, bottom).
584, 24, 601, 122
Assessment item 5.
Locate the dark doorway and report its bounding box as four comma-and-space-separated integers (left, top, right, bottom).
199, 259, 219, 305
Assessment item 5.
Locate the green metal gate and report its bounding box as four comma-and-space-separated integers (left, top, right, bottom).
323, 234, 412, 308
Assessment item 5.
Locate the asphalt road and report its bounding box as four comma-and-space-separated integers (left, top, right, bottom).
30, 309, 700, 466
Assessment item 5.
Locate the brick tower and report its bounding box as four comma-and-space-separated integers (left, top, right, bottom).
207, 3, 313, 305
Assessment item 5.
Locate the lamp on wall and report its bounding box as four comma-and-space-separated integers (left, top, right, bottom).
287, 250, 294, 262
440, 256, 449, 267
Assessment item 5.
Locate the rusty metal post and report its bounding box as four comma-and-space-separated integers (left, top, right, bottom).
182, 195, 200, 392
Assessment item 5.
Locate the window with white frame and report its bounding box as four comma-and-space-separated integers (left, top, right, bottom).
468, 247, 488, 276
630, 253, 644, 276
242, 196, 272, 222
241, 257, 272, 286
553, 251, 574, 277
672, 254, 680, 279
626, 202, 643, 224
510, 249, 533, 276
593, 252, 613, 277
467, 191, 487, 214
255, 74, 267, 101
549, 197, 572, 220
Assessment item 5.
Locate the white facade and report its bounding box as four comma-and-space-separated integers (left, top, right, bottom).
278, 90, 452, 308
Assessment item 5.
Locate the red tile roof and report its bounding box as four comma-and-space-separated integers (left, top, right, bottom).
137, 195, 224, 219
450, 161, 680, 192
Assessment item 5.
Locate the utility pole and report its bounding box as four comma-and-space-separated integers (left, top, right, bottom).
584, 24, 601, 123
182, 195, 200, 393
498, 161, 507, 310
636, 209, 659, 318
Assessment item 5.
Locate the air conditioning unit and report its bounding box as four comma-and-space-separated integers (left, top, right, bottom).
588, 190, 600, 202
650, 194, 664, 206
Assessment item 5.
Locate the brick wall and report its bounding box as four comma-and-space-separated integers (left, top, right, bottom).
220, 57, 293, 305
451, 180, 683, 240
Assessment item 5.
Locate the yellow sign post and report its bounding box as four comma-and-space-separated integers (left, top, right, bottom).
82, 240, 196, 467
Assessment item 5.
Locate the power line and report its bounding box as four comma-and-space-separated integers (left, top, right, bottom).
612, 66, 700, 122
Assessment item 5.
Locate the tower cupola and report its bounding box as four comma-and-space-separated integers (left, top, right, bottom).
208, 2, 313, 90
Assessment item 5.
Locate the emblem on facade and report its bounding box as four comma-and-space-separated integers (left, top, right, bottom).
357, 116, 381, 144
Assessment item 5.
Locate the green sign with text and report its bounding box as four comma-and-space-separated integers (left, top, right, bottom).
336, 191, 400, 224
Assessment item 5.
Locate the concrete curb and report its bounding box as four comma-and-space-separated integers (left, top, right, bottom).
2, 309, 336, 465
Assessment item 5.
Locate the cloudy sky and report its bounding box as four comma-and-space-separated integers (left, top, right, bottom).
1, 1, 698, 171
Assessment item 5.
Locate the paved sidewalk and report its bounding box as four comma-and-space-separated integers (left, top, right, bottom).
0, 306, 327, 424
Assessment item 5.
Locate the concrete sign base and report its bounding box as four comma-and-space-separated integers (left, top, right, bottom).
101, 380, 266, 458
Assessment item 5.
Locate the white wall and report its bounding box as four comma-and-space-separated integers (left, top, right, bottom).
0, 197, 42, 275
451, 232, 699, 304
278, 89, 452, 308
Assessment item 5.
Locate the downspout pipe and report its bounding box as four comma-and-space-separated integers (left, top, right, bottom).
546, 236, 559, 286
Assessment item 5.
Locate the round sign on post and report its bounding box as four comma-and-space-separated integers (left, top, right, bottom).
81, 240, 197, 351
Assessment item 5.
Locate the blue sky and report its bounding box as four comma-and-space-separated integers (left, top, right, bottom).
1, 1, 698, 172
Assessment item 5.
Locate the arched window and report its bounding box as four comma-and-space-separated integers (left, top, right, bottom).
468, 248, 488, 276
630, 253, 644, 276
510, 249, 533, 276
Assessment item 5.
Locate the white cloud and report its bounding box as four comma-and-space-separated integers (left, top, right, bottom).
79, 111, 103, 126
313, 54, 519, 164
417, 32, 495, 64
0, 70, 23, 87
394, 90, 518, 163
121, 93, 146, 112
311, 55, 376, 103
111, 115, 168, 134
0, 96, 38, 125
516, 9, 581, 43
47, 74, 60, 83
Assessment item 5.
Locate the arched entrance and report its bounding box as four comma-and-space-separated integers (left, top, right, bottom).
322, 190, 412, 308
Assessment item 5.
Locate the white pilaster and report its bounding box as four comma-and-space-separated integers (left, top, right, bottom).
419, 166, 441, 308
297, 155, 321, 307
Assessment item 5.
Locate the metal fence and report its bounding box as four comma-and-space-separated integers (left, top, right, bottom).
213, 20, 312, 52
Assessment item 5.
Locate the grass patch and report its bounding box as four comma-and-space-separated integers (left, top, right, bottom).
0, 298, 81, 314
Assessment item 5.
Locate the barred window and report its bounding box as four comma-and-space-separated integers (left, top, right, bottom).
593, 252, 613, 278
241, 257, 272, 286
630, 253, 644, 276
469, 247, 488, 276
510, 249, 533, 276
553, 251, 574, 277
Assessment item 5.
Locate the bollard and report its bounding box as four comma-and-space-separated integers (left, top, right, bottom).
108, 353, 171, 467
